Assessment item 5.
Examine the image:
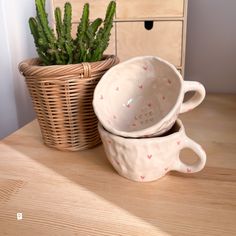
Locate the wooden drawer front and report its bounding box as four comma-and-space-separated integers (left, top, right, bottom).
117, 21, 183, 66
52, 0, 112, 22
116, 0, 185, 19
71, 23, 116, 55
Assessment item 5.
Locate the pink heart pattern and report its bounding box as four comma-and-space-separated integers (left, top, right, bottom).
140, 176, 145, 180
147, 154, 152, 159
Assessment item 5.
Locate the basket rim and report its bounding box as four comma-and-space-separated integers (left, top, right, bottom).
18, 55, 119, 77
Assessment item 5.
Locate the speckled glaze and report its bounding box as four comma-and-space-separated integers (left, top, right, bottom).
98, 119, 206, 182
93, 56, 206, 138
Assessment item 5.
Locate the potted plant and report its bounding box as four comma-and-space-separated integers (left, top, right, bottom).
19, 0, 118, 151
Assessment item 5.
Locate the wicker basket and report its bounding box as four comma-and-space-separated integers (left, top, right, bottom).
19, 55, 119, 151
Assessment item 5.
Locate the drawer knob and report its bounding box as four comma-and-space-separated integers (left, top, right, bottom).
144, 21, 154, 30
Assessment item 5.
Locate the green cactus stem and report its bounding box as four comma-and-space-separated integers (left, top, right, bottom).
29, 17, 40, 47
63, 3, 72, 41
35, 0, 55, 44
90, 1, 116, 61
54, 7, 64, 39
63, 3, 73, 63
85, 18, 103, 60
29, 0, 116, 65
29, 17, 50, 65
75, 3, 89, 62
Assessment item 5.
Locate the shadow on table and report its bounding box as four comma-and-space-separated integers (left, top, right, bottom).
5, 124, 226, 236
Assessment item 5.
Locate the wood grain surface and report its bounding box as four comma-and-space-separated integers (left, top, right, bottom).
116, 20, 182, 66
116, 0, 184, 19
0, 94, 236, 235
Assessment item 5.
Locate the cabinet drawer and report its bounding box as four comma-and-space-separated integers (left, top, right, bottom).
52, 0, 112, 22
116, 0, 185, 19
71, 23, 116, 56
117, 21, 183, 66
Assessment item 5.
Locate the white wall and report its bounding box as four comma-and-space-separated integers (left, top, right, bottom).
0, 0, 37, 139
0, 4, 19, 139
0, 0, 53, 139
185, 0, 236, 93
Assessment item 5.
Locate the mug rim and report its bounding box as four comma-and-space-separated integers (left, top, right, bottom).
93, 56, 184, 138
98, 119, 185, 143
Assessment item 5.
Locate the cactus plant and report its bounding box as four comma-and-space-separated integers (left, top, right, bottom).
29, 0, 116, 65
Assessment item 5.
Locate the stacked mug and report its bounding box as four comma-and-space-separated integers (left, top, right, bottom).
93, 56, 206, 182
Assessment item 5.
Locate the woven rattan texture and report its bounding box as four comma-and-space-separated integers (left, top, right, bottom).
19, 56, 119, 151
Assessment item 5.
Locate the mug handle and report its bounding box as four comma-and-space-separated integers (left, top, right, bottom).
180, 81, 206, 114
172, 137, 206, 173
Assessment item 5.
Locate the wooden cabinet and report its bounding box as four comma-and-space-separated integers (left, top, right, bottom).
116, 0, 185, 19
116, 21, 183, 66
114, 0, 188, 76
51, 0, 112, 21
51, 0, 188, 75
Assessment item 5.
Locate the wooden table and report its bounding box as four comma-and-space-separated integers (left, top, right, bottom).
0, 94, 236, 236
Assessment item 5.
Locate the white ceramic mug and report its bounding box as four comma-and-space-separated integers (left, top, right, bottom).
93, 56, 206, 137
98, 119, 206, 182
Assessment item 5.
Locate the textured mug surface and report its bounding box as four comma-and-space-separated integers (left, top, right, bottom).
93, 56, 206, 138
98, 119, 206, 182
